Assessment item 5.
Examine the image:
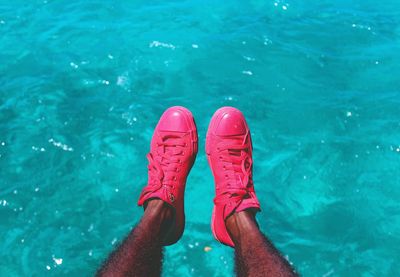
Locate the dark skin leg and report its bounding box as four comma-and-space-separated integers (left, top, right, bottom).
97, 200, 172, 277
226, 211, 298, 277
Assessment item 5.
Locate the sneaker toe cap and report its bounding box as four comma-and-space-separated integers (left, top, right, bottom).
157, 106, 192, 132
214, 107, 247, 136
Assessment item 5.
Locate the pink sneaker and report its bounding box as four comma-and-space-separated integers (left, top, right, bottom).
138, 106, 198, 245
206, 107, 260, 247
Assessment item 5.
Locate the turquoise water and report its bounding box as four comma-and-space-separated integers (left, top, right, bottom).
1, 0, 400, 276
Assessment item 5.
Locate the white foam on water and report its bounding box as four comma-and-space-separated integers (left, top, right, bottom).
70, 62, 79, 69
88, 224, 94, 232
263, 36, 272, 45
32, 146, 46, 152
117, 75, 128, 86
243, 56, 255, 61
48, 138, 73, 152
149, 41, 176, 49
52, 257, 63, 265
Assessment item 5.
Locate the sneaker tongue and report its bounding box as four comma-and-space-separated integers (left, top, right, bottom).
160, 131, 185, 140
222, 135, 245, 146
161, 133, 182, 153
229, 148, 241, 157
155, 132, 183, 173
221, 136, 251, 187
222, 136, 247, 158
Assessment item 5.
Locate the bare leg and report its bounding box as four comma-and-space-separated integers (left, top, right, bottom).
97, 200, 172, 277
226, 211, 298, 277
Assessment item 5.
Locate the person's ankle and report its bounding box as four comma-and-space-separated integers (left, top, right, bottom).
226, 210, 259, 242
145, 199, 173, 223
139, 199, 174, 243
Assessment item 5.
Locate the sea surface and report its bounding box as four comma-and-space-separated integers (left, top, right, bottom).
1, 0, 400, 276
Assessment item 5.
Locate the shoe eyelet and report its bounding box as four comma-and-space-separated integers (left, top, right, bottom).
173, 176, 177, 181
184, 143, 188, 147
169, 193, 175, 202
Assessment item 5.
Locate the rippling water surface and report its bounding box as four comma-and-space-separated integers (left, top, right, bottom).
1, 0, 400, 276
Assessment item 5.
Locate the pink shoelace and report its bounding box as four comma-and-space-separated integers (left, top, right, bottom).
146, 134, 186, 201
213, 137, 253, 208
